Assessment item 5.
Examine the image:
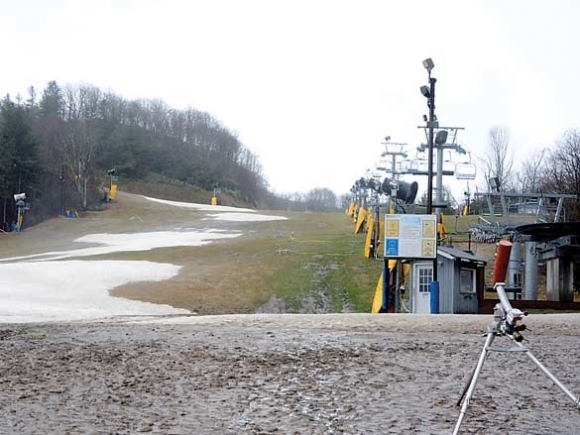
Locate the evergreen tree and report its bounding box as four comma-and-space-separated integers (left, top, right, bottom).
0, 96, 41, 229
39, 80, 65, 118
0, 97, 40, 193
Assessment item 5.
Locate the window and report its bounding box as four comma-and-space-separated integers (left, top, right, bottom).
460, 268, 476, 294
419, 267, 432, 293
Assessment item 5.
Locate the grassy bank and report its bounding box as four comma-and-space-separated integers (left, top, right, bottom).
106, 197, 381, 314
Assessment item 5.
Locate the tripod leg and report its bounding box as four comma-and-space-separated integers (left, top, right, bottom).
456, 358, 479, 407
453, 332, 495, 435
513, 339, 580, 408
456, 332, 495, 406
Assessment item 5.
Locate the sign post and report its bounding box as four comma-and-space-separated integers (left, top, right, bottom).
384, 214, 438, 313
385, 214, 437, 259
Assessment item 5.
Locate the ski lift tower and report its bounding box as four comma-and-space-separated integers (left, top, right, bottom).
380, 136, 408, 180
380, 136, 409, 214
416, 126, 467, 218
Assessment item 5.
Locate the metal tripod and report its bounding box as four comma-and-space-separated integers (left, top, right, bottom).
454, 241, 580, 433
453, 326, 579, 434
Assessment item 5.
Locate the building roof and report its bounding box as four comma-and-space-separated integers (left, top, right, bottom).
516, 222, 580, 242
437, 246, 487, 265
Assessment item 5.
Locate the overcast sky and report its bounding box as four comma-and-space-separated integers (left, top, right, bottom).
1, 0, 578, 198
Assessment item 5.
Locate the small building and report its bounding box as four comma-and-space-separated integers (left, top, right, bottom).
409, 246, 487, 314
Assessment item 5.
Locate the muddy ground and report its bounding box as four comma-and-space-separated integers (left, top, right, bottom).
1, 313, 579, 435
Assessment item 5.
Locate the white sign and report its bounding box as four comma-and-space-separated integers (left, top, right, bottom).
384, 214, 437, 259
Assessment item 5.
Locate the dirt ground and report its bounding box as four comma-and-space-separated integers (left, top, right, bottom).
1, 313, 579, 435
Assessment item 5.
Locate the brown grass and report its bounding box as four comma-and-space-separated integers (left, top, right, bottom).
3, 193, 576, 316
0, 191, 378, 314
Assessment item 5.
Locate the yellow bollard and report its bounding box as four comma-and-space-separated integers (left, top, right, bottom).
109, 183, 118, 201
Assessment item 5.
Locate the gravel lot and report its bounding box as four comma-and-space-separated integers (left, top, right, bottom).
1, 313, 579, 434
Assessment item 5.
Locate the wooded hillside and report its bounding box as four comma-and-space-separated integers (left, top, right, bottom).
0, 81, 282, 229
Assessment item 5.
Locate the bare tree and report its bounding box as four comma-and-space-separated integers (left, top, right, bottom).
305, 188, 338, 212
539, 129, 580, 221
339, 193, 351, 211
58, 119, 99, 208
516, 148, 548, 193
479, 126, 514, 192
63, 84, 102, 121
544, 129, 580, 194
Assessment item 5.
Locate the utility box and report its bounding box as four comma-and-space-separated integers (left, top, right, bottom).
409, 246, 487, 314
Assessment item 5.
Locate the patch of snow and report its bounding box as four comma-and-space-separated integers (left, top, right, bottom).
0, 230, 240, 263
0, 260, 188, 323
202, 213, 287, 222
0, 194, 289, 323
143, 195, 255, 212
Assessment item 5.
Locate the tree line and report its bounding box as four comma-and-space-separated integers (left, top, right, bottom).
476, 125, 580, 219
1, 81, 343, 230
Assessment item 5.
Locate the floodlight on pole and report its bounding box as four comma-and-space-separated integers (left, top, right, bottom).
489, 176, 500, 192
13, 193, 26, 202
435, 130, 448, 145
422, 58, 434, 74
381, 178, 418, 204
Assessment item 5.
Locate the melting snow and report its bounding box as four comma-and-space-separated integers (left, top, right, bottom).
143, 195, 287, 221
0, 260, 187, 323
143, 195, 255, 212
0, 230, 240, 263
202, 213, 287, 222
0, 196, 288, 323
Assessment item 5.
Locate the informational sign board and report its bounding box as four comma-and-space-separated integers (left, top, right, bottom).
384, 214, 437, 259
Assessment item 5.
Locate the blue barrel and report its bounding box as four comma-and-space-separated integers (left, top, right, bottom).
430, 281, 440, 314
379, 263, 390, 313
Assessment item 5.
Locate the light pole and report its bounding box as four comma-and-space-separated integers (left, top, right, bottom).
420, 58, 436, 217
420, 58, 439, 311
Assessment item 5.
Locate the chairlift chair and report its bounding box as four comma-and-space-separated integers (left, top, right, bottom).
455, 162, 477, 180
